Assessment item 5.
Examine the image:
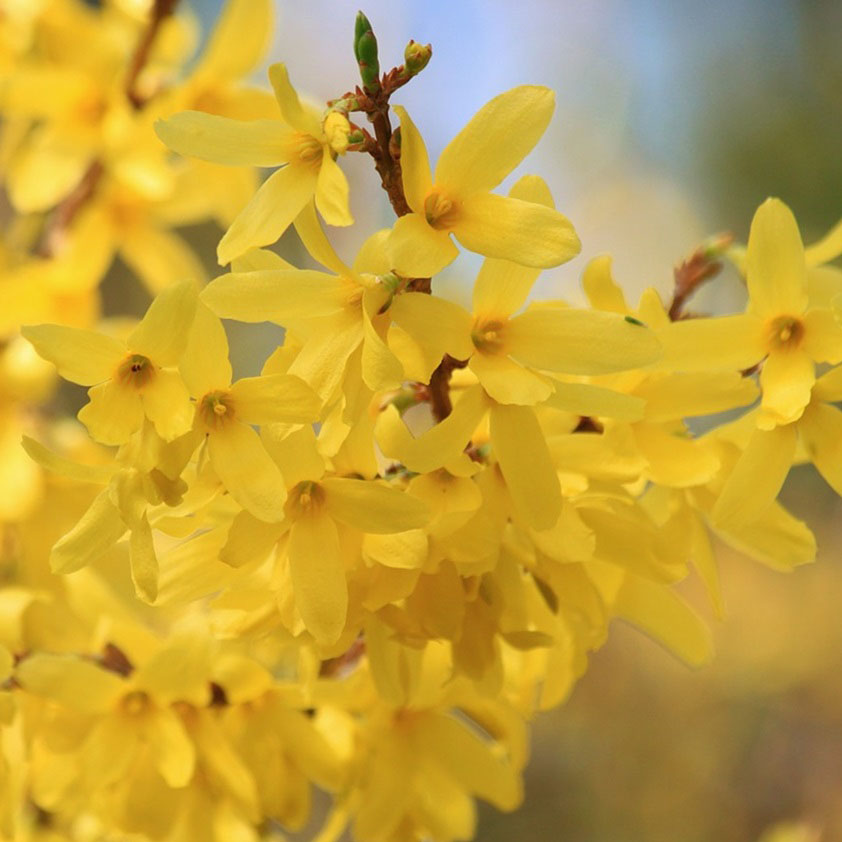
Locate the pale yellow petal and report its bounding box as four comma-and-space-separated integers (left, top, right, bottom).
129, 280, 198, 365
545, 381, 646, 421
179, 302, 232, 396
79, 379, 144, 445
353, 228, 392, 275
655, 314, 765, 372
393, 105, 432, 212
799, 402, 842, 496
582, 255, 629, 313
388, 212, 459, 277
141, 369, 194, 441
267, 63, 322, 136
147, 708, 196, 787
469, 352, 553, 404
322, 477, 429, 533
813, 363, 842, 402
806, 216, 842, 267
294, 199, 353, 275
50, 490, 126, 574
217, 164, 316, 266
21, 324, 123, 386
634, 371, 759, 422
802, 307, 842, 363
490, 403, 560, 529
288, 512, 347, 644
193, 0, 272, 81
375, 385, 488, 473
362, 293, 404, 390
220, 509, 284, 568
634, 423, 719, 488
230, 373, 320, 424
435, 85, 554, 195
614, 575, 713, 667
154, 112, 291, 166
758, 350, 814, 428
507, 308, 661, 374
456, 192, 580, 269
712, 424, 797, 528
315, 153, 353, 227
390, 291, 474, 362
746, 198, 808, 318
208, 422, 286, 521
202, 268, 346, 322
15, 653, 125, 714
130, 513, 158, 603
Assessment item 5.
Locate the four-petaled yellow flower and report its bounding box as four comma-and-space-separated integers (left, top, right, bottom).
155, 63, 353, 266
386, 88, 581, 276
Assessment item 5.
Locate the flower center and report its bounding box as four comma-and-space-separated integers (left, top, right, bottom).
290, 132, 323, 170
471, 319, 506, 354
120, 690, 150, 716
288, 480, 326, 516
116, 353, 154, 389
199, 389, 235, 430
424, 188, 461, 230
766, 315, 804, 351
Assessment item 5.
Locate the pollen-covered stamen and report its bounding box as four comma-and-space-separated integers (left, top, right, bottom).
289, 131, 324, 171
287, 480, 326, 517
199, 389, 235, 430
471, 319, 506, 354
766, 315, 805, 351
116, 353, 155, 388
424, 188, 461, 230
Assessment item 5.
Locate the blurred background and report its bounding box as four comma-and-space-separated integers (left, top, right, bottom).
161, 1, 842, 839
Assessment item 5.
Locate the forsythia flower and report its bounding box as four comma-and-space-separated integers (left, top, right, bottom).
155, 63, 353, 266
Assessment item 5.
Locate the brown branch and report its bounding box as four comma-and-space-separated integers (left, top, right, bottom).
669, 233, 733, 321
125, 0, 180, 109
36, 160, 103, 258
426, 355, 469, 422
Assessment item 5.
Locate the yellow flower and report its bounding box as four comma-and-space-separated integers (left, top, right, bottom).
658, 198, 842, 428
385, 90, 581, 276
155, 63, 353, 266
179, 303, 321, 522
22, 280, 198, 445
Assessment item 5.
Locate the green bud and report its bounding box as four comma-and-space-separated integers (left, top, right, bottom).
404, 40, 432, 76
624, 315, 645, 326
354, 11, 381, 93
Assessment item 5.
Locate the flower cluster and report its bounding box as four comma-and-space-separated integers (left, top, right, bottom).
2, 3, 842, 842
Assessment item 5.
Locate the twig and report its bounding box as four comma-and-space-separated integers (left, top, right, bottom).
125, 0, 180, 109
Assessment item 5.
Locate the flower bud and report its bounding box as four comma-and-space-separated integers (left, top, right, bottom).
324, 112, 352, 156
354, 11, 381, 93
404, 40, 432, 76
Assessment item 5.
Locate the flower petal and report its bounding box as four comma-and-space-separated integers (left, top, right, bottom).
128, 280, 198, 366
208, 422, 287, 521
50, 489, 126, 574
315, 153, 353, 227
390, 292, 474, 363
141, 369, 194, 441
288, 512, 347, 644
711, 423, 797, 528
469, 352, 553, 405
455, 192, 580, 269
655, 314, 765, 372
435, 86, 554, 195
79, 379, 144, 445
322, 477, 430, 533
229, 373, 320, 424
130, 513, 158, 604
220, 509, 284, 568
802, 307, 842, 363
179, 302, 232, 396
805, 216, 842, 267
21, 324, 123, 386
388, 212, 459, 277
393, 105, 432, 212
154, 111, 291, 166
217, 164, 316, 266
507, 308, 661, 374
489, 403, 560, 530
799, 402, 842, 496
192, 0, 272, 81
582, 255, 629, 313
267, 63, 322, 136
746, 198, 808, 318
294, 199, 353, 275
545, 381, 646, 421
758, 349, 814, 428
202, 268, 346, 323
